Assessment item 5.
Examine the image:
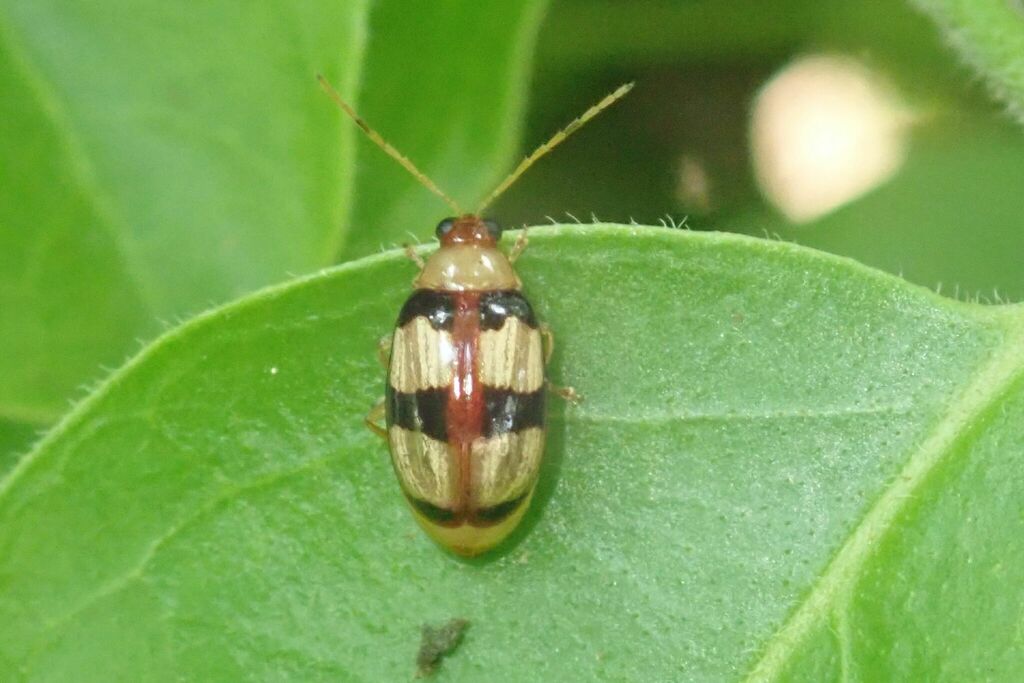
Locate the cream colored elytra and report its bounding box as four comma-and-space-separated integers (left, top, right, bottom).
388, 425, 452, 507
478, 318, 544, 392
415, 245, 520, 292
388, 318, 454, 392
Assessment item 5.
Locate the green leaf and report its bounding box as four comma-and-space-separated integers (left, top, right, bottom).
3, 226, 1022, 680
912, 0, 1024, 122
0, 1, 369, 420
0, 418, 36, 478
338, 0, 547, 260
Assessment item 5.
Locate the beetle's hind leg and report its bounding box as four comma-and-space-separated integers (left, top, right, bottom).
547, 381, 581, 404
365, 397, 388, 440
540, 325, 581, 403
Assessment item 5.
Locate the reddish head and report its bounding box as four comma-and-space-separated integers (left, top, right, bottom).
435, 214, 503, 247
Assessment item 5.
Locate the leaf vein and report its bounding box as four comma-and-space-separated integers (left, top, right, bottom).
741, 320, 1024, 681
571, 403, 912, 426
29, 454, 335, 658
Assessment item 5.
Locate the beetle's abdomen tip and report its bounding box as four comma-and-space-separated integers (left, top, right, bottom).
448, 544, 489, 558
410, 490, 535, 557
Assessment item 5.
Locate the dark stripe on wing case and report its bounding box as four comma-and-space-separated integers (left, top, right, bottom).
387, 385, 449, 443
479, 290, 538, 330
396, 289, 455, 331
482, 387, 545, 437
472, 490, 531, 526
406, 494, 459, 526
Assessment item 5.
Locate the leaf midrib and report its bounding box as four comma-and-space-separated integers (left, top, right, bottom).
741, 310, 1024, 682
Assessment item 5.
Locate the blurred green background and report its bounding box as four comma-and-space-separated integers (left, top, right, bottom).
2, 0, 1023, 467
497, 0, 1024, 301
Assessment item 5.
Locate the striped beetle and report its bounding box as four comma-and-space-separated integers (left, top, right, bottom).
319, 76, 632, 555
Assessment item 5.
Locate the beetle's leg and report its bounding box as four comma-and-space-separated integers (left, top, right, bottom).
508, 228, 529, 264
540, 326, 580, 401
547, 380, 582, 404
540, 324, 555, 366
377, 334, 393, 369
365, 398, 388, 440
402, 243, 426, 269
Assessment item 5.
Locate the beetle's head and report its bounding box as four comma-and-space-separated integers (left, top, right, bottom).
434, 215, 502, 247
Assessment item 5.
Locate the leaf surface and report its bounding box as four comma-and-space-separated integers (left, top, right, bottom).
913, 0, 1024, 123
2, 226, 1022, 680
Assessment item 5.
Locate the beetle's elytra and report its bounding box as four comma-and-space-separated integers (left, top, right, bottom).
318, 75, 632, 555
385, 215, 546, 555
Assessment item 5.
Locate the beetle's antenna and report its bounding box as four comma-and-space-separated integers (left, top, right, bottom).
317, 74, 463, 215
476, 82, 634, 214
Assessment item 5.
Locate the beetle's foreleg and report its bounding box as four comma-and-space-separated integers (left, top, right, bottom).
508, 228, 529, 264
365, 397, 388, 440
402, 243, 426, 269
377, 334, 393, 369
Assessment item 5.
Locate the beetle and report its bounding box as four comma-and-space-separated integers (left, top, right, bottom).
318, 75, 632, 555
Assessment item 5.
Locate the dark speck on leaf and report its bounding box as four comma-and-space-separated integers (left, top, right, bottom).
416, 618, 470, 678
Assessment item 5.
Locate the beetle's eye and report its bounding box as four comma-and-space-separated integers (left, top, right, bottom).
435, 217, 456, 240
483, 219, 502, 240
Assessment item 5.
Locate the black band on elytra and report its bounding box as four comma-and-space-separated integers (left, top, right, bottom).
396, 289, 455, 331
483, 387, 545, 437
386, 385, 449, 443
479, 290, 538, 330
